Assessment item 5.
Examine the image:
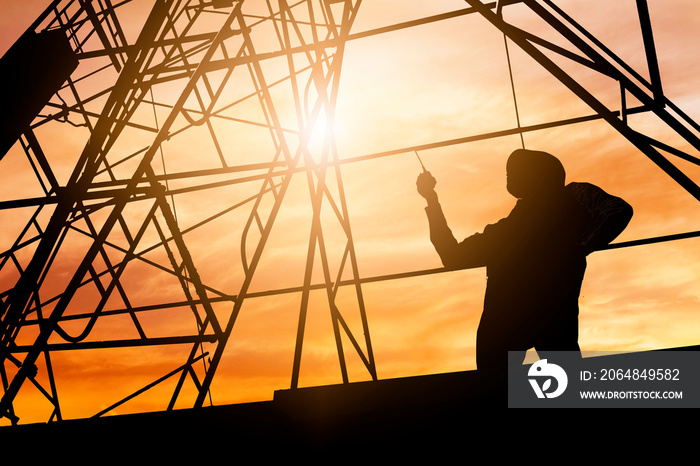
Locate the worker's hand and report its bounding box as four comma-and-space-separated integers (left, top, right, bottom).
416, 171, 438, 205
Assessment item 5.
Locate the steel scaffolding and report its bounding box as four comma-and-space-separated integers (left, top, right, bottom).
1, 0, 699, 425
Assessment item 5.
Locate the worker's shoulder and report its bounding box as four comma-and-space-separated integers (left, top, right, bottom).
566, 181, 601, 193
566, 181, 632, 216
566, 181, 611, 201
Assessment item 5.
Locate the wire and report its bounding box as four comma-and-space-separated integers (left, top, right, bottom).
501, 17, 525, 149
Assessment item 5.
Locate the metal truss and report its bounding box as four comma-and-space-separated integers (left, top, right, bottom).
1, 0, 699, 425
468, 0, 700, 199
0, 0, 373, 425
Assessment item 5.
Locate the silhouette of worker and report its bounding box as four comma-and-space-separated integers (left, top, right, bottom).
417, 148, 633, 379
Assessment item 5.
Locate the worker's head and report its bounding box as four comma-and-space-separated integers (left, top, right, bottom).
506, 149, 565, 199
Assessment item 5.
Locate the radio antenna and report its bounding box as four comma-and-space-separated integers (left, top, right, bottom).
415, 150, 427, 172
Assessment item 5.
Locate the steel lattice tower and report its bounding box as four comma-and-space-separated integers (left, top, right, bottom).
2, 0, 700, 425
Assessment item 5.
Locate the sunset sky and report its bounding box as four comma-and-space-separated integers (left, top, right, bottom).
2, 0, 700, 424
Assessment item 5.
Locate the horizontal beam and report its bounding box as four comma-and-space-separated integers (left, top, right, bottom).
0, 105, 657, 212
12, 226, 696, 342
8, 334, 219, 353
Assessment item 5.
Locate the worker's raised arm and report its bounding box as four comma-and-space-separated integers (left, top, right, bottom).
417, 171, 493, 269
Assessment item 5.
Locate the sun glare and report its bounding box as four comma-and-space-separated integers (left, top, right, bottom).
303, 109, 338, 161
